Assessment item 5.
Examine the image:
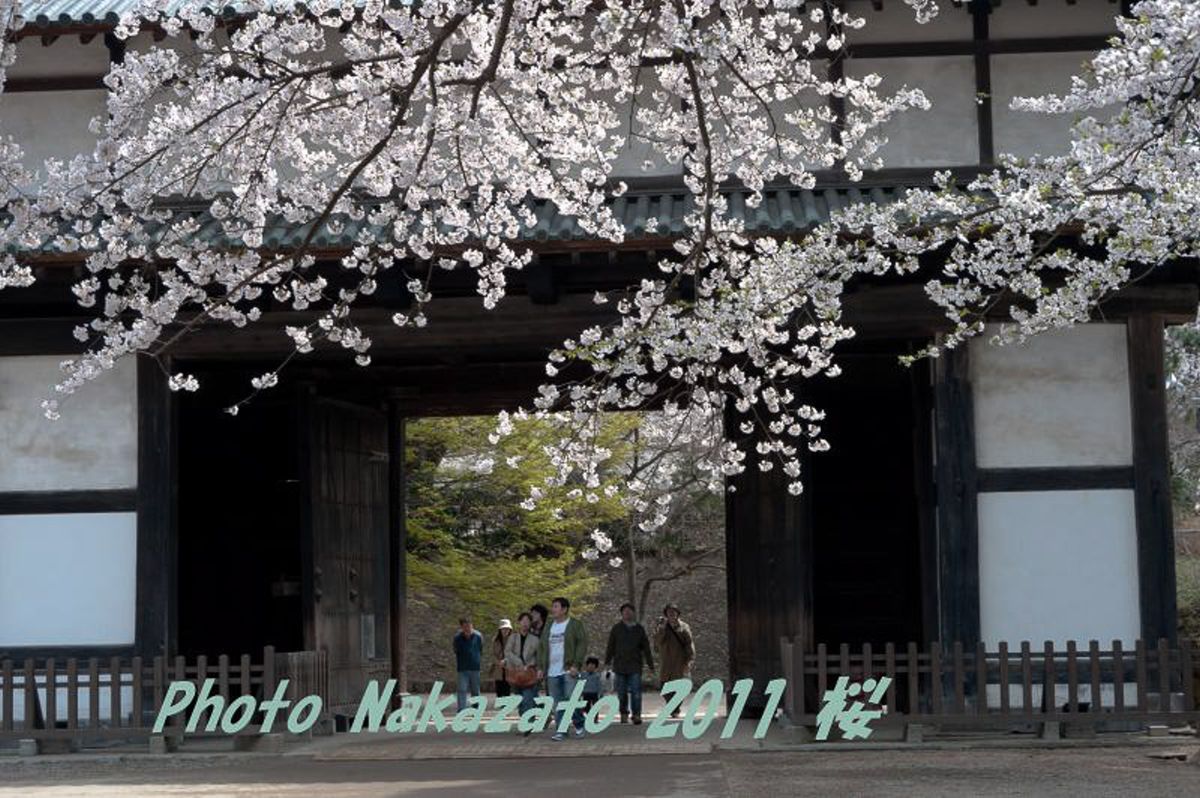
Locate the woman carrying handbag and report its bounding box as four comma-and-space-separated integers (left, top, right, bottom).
491, 619, 514, 698
504, 612, 542, 732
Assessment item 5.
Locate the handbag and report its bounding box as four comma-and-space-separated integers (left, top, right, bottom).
508, 666, 539, 689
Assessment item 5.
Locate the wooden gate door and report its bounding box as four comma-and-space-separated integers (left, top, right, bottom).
300, 392, 391, 716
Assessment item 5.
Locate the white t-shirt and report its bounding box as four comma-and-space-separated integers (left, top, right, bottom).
547, 620, 568, 677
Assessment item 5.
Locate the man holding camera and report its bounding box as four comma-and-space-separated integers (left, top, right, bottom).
653, 602, 695, 719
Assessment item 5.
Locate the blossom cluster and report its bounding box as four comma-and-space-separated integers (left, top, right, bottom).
0, 1, 1197, 540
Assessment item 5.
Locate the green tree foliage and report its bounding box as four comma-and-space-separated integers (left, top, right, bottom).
405, 411, 725, 634
1178, 556, 1200, 641
405, 414, 639, 618
408, 551, 601, 629
1166, 326, 1200, 509
406, 414, 636, 558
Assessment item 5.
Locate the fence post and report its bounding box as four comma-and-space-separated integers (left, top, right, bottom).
1020, 642, 1033, 719
816, 643, 827, 707
998, 641, 1010, 715
1041, 641, 1056, 713
240, 654, 252, 697
44, 659, 56, 732
1088, 641, 1102, 712
1113, 640, 1125, 711
1040, 641, 1059, 740
109, 657, 122, 728
131, 657, 144, 729
779, 637, 794, 721
885, 643, 897, 712
1, 660, 12, 732
975, 642, 987, 714
66, 659, 78, 731
1135, 640, 1148, 712
173, 655, 186, 737
1066, 641, 1078, 713
196, 655, 208, 728
23, 659, 42, 731
794, 635, 807, 718
906, 642, 919, 715
929, 642, 943, 716
1180, 639, 1194, 712
88, 658, 100, 730
1156, 638, 1170, 711
152, 656, 164, 720
264, 646, 277, 698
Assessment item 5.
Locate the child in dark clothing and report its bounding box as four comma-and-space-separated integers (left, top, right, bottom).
581, 656, 602, 711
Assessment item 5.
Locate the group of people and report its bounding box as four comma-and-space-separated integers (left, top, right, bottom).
451, 597, 696, 741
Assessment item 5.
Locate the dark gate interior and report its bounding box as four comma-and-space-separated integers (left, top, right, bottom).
177, 368, 305, 658
177, 369, 392, 710
808, 349, 933, 648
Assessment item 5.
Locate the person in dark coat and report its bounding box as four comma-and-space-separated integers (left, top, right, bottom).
653, 602, 695, 718
604, 602, 654, 724
452, 616, 484, 712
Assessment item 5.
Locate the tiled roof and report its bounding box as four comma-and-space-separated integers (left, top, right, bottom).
19, 1, 199, 28
22, 186, 907, 256
17, 2, 375, 30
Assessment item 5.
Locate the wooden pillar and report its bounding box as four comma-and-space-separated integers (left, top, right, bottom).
1127, 314, 1177, 644
724, 404, 811, 715
971, 0, 994, 166
387, 402, 408, 695
135, 357, 176, 659
934, 344, 980, 647
296, 383, 317, 653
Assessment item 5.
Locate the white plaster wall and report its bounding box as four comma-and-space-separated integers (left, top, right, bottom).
991, 52, 1100, 160
844, 57, 978, 167
0, 355, 138, 491
970, 323, 1132, 469
989, 1, 1119, 40
0, 90, 105, 172
844, 0, 973, 44
610, 74, 682, 180
0, 512, 138, 647
7, 38, 110, 79
977, 490, 1140, 649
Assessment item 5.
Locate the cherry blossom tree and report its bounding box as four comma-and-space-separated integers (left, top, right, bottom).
0, 0, 1197, 526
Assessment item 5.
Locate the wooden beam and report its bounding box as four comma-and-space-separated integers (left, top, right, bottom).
839, 35, 1111, 60
1126, 313, 1177, 644
977, 465, 1135, 493
2, 75, 105, 92
0, 644, 135, 661
934, 343, 980, 647
972, 2, 995, 166
0, 489, 136, 514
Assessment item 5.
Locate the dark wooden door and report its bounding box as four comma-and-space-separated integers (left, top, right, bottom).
301, 393, 391, 715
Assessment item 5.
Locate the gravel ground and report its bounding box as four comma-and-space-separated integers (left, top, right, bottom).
1, 745, 1197, 797
720, 747, 1200, 797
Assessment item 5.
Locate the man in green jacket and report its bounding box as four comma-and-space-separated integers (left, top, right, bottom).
537, 596, 589, 740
